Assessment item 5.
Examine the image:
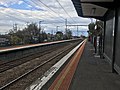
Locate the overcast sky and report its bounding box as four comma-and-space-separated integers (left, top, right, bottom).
0, 0, 94, 36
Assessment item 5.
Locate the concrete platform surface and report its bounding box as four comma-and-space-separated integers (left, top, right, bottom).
69, 41, 120, 90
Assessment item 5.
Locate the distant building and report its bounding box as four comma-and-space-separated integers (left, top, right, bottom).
0, 36, 10, 46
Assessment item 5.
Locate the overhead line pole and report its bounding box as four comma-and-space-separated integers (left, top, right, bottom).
56, 26, 59, 32
77, 25, 79, 36
39, 20, 44, 43
66, 24, 88, 37
28, 0, 67, 25
56, 0, 76, 23
65, 19, 67, 33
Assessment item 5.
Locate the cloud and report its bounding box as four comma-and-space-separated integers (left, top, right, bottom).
0, 0, 20, 7
0, 0, 91, 36
18, 1, 23, 5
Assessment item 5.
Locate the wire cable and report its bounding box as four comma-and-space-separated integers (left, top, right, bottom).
37, 0, 65, 20
55, 0, 76, 23
23, 0, 66, 25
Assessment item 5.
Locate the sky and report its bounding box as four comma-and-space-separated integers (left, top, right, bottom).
0, 0, 94, 36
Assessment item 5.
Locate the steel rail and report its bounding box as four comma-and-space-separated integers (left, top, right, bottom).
0, 46, 59, 73
0, 43, 75, 90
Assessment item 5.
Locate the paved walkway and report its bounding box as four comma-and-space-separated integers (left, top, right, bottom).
69, 41, 120, 90
42, 41, 120, 90
48, 40, 86, 90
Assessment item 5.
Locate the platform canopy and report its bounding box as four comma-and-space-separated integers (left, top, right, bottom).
71, 0, 118, 20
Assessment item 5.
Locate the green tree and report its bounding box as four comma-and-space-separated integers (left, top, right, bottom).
10, 35, 22, 45
23, 23, 39, 43
88, 21, 103, 36
88, 20, 104, 56
55, 31, 63, 40
95, 21, 104, 36
88, 23, 95, 36
65, 29, 72, 39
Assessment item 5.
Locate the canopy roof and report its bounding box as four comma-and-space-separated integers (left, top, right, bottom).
71, 0, 118, 20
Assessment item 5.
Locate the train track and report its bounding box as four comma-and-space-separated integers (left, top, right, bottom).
0, 41, 82, 90
0, 44, 65, 73
0, 49, 67, 90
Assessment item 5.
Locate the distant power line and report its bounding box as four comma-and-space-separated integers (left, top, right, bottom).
0, 5, 31, 22
55, 0, 76, 24
34, 0, 71, 24
0, 11, 27, 23
37, 0, 65, 20
23, 0, 66, 26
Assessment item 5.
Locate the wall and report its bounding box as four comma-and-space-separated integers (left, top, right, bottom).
104, 10, 115, 63
114, 7, 120, 73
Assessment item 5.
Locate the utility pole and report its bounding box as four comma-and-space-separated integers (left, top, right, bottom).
39, 20, 43, 43
65, 19, 67, 33
15, 23, 17, 32
56, 26, 59, 32
51, 30, 54, 40
51, 30, 53, 35
77, 25, 78, 37
13, 23, 17, 32
13, 24, 14, 31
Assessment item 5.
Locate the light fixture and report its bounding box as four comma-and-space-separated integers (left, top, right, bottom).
91, 7, 96, 14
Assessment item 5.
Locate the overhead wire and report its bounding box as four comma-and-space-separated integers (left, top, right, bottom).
32, 0, 64, 21
0, 2, 56, 28
22, 0, 64, 25
27, 0, 68, 33
0, 0, 71, 26
0, 2, 58, 25
55, 0, 76, 24
0, 4, 30, 16
0, 6, 35, 28
56, 0, 86, 25
36, 0, 65, 20
0, 0, 75, 33
0, 11, 30, 31
0, 10, 27, 23
30, 0, 86, 34
34, 0, 72, 24
25, 0, 66, 27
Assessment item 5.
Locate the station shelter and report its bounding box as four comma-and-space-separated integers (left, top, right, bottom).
71, 0, 120, 74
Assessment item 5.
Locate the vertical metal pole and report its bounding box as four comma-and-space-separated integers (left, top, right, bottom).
112, 8, 118, 73
103, 20, 106, 54
65, 19, 67, 34
56, 26, 57, 33
15, 23, 17, 32
39, 21, 41, 43
65, 19, 67, 30
13, 23, 14, 31
56, 26, 60, 33
39, 21, 43, 43
77, 25, 78, 37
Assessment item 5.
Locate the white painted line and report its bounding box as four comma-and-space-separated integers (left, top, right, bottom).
25, 40, 85, 90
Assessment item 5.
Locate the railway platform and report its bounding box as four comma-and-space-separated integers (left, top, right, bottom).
41, 41, 120, 90
69, 41, 120, 90
25, 40, 120, 90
